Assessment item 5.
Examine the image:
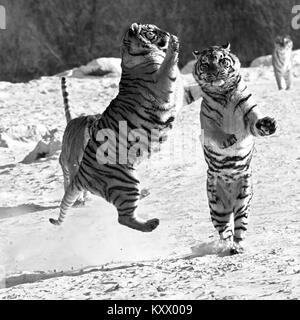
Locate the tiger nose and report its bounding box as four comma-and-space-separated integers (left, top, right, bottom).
207, 62, 218, 73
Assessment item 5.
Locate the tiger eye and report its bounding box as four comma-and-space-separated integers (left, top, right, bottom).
146, 31, 156, 40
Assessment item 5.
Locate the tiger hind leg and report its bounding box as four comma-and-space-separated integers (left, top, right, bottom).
207, 175, 234, 244
49, 178, 82, 226
210, 207, 234, 243
60, 159, 87, 208
274, 72, 284, 90
73, 190, 89, 207
140, 187, 150, 200
113, 188, 159, 232
59, 157, 71, 193
118, 215, 159, 232
231, 175, 253, 254
284, 70, 292, 90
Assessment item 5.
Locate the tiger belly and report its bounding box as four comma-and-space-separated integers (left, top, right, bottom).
203, 136, 254, 179
74, 139, 140, 205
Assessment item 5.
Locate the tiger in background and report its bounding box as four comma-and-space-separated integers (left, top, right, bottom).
272, 35, 293, 90
50, 22, 184, 232
192, 43, 277, 254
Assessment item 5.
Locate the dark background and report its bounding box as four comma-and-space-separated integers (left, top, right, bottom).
0, 0, 299, 82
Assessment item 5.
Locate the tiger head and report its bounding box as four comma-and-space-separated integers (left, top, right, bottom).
121, 23, 170, 68
274, 35, 293, 50
192, 43, 241, 91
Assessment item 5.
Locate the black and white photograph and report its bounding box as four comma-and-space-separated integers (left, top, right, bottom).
0, 0, 300, 302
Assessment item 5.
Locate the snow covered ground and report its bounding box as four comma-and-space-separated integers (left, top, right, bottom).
0, 65, 300, 299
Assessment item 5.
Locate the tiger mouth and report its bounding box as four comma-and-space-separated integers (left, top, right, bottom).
201, 75, 227, 86
210, 79, 225, 86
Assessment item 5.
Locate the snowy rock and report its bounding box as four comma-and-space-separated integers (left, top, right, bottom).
181, 60, 196, 75
250, 49, 300, 68
59, 57, 122, 78
0, 133, 9, 148
21, 129, 62, 164
7, 124, 48, 143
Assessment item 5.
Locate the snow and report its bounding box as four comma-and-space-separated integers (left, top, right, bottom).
0, 65, 300, 299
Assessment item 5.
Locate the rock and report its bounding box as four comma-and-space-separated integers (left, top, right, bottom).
293, 50, 300, 67
0, 133, 9, 148
21, 129, 62, 164
250, 49, 300, 68
59, 58, 122, 78
180, 70, 202, 104
250, 55, 272, 68
181, 60, 196, 75
0, 128, 19, 148
8, 124, 48, 143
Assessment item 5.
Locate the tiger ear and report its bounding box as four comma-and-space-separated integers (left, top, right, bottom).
222, 42, 231, 51
193, 50, 200, 59
129, 22, 139, 36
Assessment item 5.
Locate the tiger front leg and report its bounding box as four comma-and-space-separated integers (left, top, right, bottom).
207, 130, 237, 149
115, 188, 159, 232
201, 112, 237, 149
255, 117, 277, 136
243, 104, 276, 137
155, 35, 179, 84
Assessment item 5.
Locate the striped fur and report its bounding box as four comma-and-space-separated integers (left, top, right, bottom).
59, 77, 101, 206
193, 44, 277, 253
61, 77, 72, 123
50, 23, 184, 232
272, 35, 293, 90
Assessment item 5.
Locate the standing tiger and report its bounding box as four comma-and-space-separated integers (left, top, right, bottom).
272, 35, 293, 90
50, 23, 184, 232
192, 43, 277, 253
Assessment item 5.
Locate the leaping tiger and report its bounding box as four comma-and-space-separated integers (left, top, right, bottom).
272, 35, 293, 90
50, 23, 184, 232
192, 43, 277, 253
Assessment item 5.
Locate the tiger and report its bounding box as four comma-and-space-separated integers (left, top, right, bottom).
272, 35, 293, 90
192, 43, 277, 254
49, 22, 184, 232
59, 76, 150, 205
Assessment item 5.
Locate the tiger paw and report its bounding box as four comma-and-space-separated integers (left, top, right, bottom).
144, 218, 160, 231
230, 241, 245, 255
49, 218, 60, 226
73, 199, 86, 208
169, 35, 179, 53
221, 134, 237, 149
140, 188, 150, 200
118, 216, 159, 232
255, 117, 277, 136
